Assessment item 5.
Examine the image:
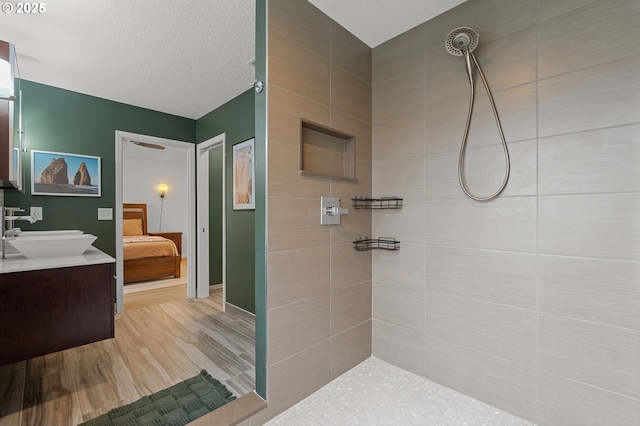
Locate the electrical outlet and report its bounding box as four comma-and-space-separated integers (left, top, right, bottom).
98, 208, 113, 221
30, 207, 43, 221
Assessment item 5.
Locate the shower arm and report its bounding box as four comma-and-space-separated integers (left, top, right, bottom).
457, 49, 511, 201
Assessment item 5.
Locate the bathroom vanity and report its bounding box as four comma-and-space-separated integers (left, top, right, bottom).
0, 247, 115, 366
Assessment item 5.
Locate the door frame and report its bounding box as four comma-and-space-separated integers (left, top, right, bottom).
114, 131, 196, 313
197, 133, 226, 304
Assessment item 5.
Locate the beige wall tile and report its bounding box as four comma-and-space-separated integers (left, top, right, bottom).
539, 0, 640, 79
331, 22, 372, 84
331, 110, 372, 163
426, 291, 537, 366
459, 138, 535, 198
373, 70, 425, 125
424, 54, 469, 108
372, 194, 425, 244
268, 196, 330, 252
330, 243, 371, 291
331, 66, 372, 124
537, 0, 598, 22
425, 197, 537, 253
539, 125, 640, 195
331, 281, 372, 335
539, 313, 640, 399
326, 160, 372, 246
330, 321, 371, 379
373, 156, 425, 197
372, 319, 425, 377
426, 337, 537, 422
372, 112, 426, 162
268, 140, 331, 198
426, 83, 537, 155
539, 255, 640, 330
269, 29, 330, 107
267, 247, 330, 309
252, 341, 330, 424
426, 246, 537, 310
539, 54, 640, 138
426, 139, 537, 199
330, 160, 372, 203
371, 243, 426, 291
263, 0, 640, 423
462, 83, 537, 146
424, 97, 468, 154
537, 371, 640, 426
538, 193, 640, 260
372, 24, 425, 84
268, 0, 330, 58
268, 85, 330, 146
372, 280, 425, 332
268, 293, 330, 364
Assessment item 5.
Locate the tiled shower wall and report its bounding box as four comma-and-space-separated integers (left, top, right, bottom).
251, 0, 373, 422
372, 0, 640, 424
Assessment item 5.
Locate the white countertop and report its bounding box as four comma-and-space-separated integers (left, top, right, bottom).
0, 246, 115, 274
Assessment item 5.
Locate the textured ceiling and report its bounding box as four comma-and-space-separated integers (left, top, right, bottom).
0, 0, 465, 120
0, 0, 255, 120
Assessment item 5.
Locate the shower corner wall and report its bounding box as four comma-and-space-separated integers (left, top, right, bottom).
371, 0, 640, 424
251, 0, 373, 423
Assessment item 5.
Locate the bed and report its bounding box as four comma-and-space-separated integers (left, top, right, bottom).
123, 203, 181, 284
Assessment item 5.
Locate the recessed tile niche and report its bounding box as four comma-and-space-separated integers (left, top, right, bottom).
299, 119, 356, 180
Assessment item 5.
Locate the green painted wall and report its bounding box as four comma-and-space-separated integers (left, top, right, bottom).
4, 80, 195, 256
196, 89, 255, 314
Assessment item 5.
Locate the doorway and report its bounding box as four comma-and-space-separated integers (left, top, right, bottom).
114, 131, 196, 313
197, 133, 226, 305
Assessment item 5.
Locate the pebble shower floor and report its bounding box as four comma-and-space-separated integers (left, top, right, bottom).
265, 357, 535, 425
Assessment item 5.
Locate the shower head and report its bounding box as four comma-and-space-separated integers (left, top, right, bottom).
445, 27, 479, 56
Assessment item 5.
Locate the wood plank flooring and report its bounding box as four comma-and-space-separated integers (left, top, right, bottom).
0, 288, 255, 425
124, 283, 187, 311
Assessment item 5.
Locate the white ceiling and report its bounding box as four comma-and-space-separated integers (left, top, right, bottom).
309, 0, 467, 48
0, 0, 465, 120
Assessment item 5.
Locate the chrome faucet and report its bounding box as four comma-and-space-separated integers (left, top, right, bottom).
1, 207, 36, 258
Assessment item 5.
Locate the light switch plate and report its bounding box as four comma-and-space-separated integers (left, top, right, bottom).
30, 207, 43, 221
98, 208, 113, 221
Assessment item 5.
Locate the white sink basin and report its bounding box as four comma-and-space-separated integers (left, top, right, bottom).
17, 230, 85, 237
7, 233, 97, 258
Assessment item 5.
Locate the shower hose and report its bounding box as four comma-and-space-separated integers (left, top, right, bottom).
458, 50, 510, 201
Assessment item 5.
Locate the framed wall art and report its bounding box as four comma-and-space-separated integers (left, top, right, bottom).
31, 150, 101, 197
232, 138, 255, 210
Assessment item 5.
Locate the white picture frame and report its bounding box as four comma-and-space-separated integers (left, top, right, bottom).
232, 138, 255, 210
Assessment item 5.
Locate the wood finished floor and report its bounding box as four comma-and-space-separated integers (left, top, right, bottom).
124, 283, 187, 311
0, 288, 255, 426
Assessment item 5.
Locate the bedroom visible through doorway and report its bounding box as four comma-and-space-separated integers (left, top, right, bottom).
115, 131, 196, 313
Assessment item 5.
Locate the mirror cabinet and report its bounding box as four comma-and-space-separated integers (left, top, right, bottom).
1, 39, 22, 191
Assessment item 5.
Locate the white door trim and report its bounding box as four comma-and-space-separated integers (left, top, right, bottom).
114, 131, 196, 312
197, 133, 226, 303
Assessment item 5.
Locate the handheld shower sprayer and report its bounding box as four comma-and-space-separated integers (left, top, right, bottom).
445, 27, 510, 201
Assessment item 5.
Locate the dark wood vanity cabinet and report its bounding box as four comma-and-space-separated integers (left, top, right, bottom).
0, 262, 115, 366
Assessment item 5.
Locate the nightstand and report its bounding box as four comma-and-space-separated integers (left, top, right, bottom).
149, 232, 182, 256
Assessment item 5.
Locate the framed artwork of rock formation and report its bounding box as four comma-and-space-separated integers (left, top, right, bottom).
31, 150, 101, 196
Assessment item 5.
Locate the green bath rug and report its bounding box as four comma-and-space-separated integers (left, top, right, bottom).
80, 370, 236, 426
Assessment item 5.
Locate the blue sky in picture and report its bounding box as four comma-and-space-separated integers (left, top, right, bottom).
32, 150, 100, 185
